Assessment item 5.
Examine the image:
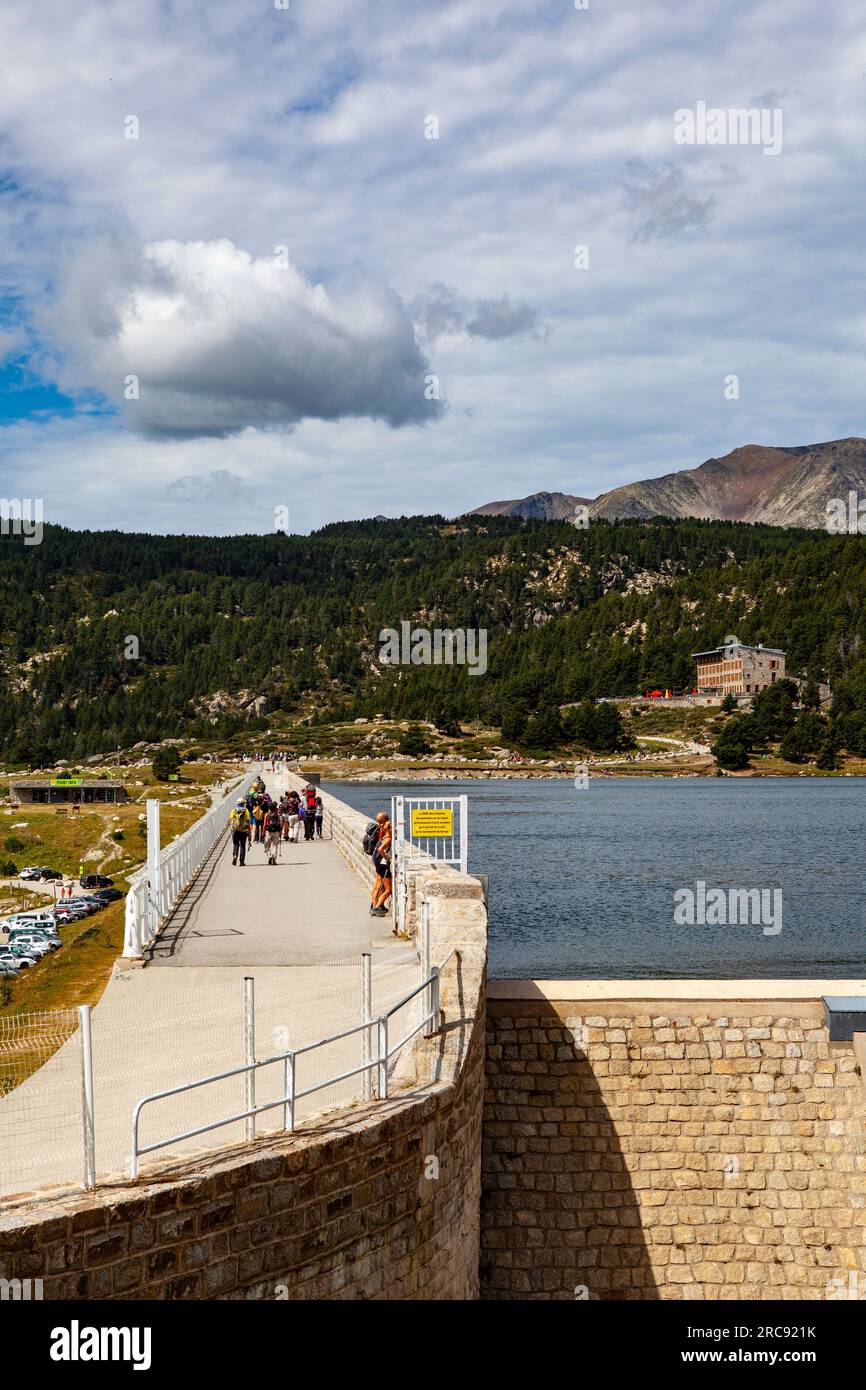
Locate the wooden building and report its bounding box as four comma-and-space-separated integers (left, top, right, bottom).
10, 779, 128, 807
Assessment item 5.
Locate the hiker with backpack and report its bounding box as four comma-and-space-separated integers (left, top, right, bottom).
252, 798, 266, 843
364, 811, 392, 917
229, 799, 252, 866
314, 794, 324, 839
263, 803, 282, 865
285, 791, 301, 842
303, 784, 317, 841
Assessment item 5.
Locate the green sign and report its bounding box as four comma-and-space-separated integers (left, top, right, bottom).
52, 778, 83, 786
168, 774, 179, 781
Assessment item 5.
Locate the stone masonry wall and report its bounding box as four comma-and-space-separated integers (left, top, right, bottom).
482, 998, 866, 1300
0, 794, 488, 1302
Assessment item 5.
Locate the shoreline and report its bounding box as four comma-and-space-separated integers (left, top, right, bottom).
301, 760, 866, 783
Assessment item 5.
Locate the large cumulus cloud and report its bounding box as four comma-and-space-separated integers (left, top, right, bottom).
42, 238, 443, 437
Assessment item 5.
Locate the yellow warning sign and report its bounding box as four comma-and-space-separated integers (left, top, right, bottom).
411, 808, 454, 837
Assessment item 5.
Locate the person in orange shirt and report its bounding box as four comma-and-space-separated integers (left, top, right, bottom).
369, 811, 392, 917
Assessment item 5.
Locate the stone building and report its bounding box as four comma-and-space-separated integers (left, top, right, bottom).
693, 643, 785, 696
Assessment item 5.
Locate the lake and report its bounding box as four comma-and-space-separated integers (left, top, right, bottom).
324, 777, 866, 980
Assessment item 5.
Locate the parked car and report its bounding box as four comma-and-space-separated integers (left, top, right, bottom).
8, 920, 60, 937
93, 888, 126, 903
8, 943, 39, 962
0, 949, 27, 970
8, 926, 61, 948
39, 868, 63, 881
0, 961, 17, 976
18, 866, 48, 881
65, 898, 101, 914
80, 874, 113, 889
14, 925, 60, 944
9, 936, 54, 957
0, 947, 33, 970
6, 911, 58, 930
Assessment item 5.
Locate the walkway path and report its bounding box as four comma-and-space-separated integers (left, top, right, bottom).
0, 768, 418, 1201
149, 788, 392, 966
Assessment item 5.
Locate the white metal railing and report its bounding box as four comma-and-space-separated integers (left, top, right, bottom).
123, 767, 261, 958
129, 944, 457, 1180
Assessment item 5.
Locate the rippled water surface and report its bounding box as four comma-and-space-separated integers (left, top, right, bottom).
325, 778, 866, 980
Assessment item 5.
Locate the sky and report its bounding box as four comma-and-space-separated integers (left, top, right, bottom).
0, 0, 864, 535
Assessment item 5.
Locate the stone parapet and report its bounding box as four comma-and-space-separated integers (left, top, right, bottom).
481, 991, 866, 1300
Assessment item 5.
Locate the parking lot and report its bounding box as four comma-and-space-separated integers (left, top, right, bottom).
0, 869, 125, 978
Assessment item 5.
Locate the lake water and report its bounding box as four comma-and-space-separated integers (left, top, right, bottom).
324, 777, 866, 980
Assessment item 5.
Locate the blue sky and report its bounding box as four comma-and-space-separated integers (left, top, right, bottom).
0, 0, 864, 534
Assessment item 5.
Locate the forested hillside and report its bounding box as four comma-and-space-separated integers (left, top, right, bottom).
2, 515, 865, 762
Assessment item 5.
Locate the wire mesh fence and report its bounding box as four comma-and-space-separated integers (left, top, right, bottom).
0, 1009, 83, 1198
0, 950, 422, 1199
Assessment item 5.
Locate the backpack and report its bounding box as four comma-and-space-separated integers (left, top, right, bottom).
362, 822, 379, 855
230, 809, 248, 831
266, 810, 281, 832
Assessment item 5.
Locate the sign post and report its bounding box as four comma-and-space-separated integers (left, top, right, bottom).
146, 799, 162, 942
391, 795, 469, 934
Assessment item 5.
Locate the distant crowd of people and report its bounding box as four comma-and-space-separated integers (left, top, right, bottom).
239, 751, 294, 769
229, 778, 323, 865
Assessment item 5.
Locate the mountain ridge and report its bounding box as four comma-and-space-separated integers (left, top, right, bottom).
465, 437, 866, 528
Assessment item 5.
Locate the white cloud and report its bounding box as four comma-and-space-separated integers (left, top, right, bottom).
0, 0, 863, 527
41, 238, 441, 437
0, 328, 24, 364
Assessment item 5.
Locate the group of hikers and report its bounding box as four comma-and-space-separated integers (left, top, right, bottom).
228, 779, 323, 866
227, 777, 395, 929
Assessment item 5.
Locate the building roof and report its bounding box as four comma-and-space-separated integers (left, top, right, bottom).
692, 645, 785, 659
11, 779, 126, 790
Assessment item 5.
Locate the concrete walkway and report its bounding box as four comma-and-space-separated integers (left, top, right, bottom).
149, 802, 396, 967
0, 770, 418, 1201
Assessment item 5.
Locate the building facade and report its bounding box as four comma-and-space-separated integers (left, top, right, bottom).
693, 643, 785, 696
10, 779, 128, 806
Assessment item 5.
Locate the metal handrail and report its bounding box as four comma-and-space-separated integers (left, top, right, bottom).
123, 768, 259, 957
129, 951, 459, 1179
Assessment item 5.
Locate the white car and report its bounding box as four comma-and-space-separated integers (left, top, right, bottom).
0, 948, 34, 970
10, 935, 54, 956
7, 922, 60, 945
6, 911, 57, 928
18, 867, 47, 881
